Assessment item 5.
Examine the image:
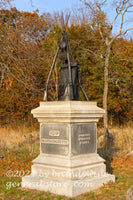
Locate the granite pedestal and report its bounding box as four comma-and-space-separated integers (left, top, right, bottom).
22, 101, 115, 197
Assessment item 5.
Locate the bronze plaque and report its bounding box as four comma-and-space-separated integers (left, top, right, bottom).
71, 123, 96, 155
41, 124, 69, 155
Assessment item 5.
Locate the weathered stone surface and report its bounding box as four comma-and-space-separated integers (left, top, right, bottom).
126, 185, 133, 200
31, 101, 105, 123
22, 101, 115, 197
22, 174, 115, 197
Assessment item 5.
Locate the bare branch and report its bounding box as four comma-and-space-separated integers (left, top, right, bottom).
111, 10, 120, 26
110, 24, 133, 44
122, 27, 133, 35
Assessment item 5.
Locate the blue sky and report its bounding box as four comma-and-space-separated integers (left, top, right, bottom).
13, 0, 81, 14
12, 0, 133, 38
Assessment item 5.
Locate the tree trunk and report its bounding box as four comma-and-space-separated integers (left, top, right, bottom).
103, 43, 111, 138
0, 65, 6, 89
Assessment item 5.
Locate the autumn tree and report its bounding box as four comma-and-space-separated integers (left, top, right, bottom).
108, 38, 133, 125
81, 0, 133, 138
0, 8, 52, 123
0, 6, 132, 126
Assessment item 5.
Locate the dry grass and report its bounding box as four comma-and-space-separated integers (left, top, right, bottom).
97, 126, 133, 153
113, 126, 133, 153
0, 125, 39, 150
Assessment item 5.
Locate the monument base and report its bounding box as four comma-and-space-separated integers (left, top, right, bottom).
22, 153, 115, 197
22, 101, 115, 197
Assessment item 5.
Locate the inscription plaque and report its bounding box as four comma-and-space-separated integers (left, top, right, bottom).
71, 123, 96, 155
41, 124, 69, 155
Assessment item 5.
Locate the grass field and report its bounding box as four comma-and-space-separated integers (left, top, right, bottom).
0, 125, 133, 199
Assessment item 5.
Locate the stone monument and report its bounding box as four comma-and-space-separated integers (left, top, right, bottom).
22, 14, 115, 197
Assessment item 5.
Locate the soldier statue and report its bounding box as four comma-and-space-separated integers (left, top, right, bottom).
43, 13, 88, 101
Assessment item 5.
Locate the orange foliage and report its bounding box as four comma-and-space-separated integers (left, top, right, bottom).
0, 7, 132, 125
0, 151, 32, 178
111, 153, 133, 171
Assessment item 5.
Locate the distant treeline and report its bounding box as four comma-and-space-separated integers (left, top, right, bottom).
0, 8, 132, 125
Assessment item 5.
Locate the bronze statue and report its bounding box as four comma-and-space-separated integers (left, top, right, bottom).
43, 13, 88, 101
